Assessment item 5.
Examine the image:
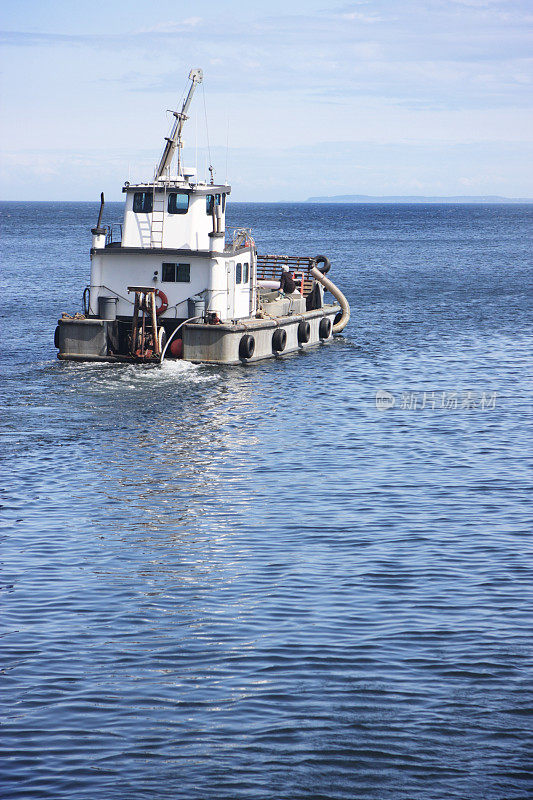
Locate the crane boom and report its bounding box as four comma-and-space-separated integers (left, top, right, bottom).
155, 68, 203, 180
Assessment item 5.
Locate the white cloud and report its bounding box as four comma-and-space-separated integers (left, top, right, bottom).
136, 18, 202, 34
1, 1, 532, 199
340, 12, 389, 23
449, 0, 507, 7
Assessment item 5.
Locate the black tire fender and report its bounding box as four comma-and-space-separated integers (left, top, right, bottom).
82, 287, 90, 316
314, 255, 331, 274
272, 328, 287, 353
239, 334, 255, 360
319, 317, 332, 339
54, 326, 60, 349
297, 320, 310, 344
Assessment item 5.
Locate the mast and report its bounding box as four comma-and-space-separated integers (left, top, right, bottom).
155, 68, 203, 180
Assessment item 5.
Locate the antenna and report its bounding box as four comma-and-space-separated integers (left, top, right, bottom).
225, 116, 230, 184
202, 81, 213, 183
155, 68, 203, 180
195, 111, 198, 183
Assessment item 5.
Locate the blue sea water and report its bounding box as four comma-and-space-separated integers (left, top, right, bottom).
1, 201, 532, 799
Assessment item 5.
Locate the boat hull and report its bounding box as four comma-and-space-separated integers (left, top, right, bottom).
55, 304, 340, 365
183, 305, 340, 364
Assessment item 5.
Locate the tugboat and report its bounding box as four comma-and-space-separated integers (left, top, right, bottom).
55, 69, 350, 365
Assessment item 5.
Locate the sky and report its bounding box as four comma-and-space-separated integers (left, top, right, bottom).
0, 0, 532, 201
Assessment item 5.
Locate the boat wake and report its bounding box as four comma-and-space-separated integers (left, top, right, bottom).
55, 357, 217, 393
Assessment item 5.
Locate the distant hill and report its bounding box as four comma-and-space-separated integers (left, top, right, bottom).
306, 194, 531, 204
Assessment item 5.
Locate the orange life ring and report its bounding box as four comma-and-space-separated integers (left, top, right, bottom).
155, 289, 168, 315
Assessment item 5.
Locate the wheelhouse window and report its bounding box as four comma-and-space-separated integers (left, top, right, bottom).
243, 263, 249, 283
162, 262, 190, 282
236, 263, 242, 284
168, 193, 189, 214
133, 192, 153, 213
206, 194, 224, 214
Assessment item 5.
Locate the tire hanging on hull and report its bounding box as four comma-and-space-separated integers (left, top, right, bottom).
239, 334, 255, 360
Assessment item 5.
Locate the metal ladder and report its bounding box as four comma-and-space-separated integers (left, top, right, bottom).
150, 183, 167, 247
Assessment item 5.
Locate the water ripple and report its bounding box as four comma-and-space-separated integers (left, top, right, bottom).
1, 202, 532, 799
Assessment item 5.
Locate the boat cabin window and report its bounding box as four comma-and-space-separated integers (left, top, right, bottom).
243, 263, 249, 283
168, 193, 189, 214
133, 192, 153, 213
236, 263, 242, 284
206, 194, 225, 215
162, 262, 190, 282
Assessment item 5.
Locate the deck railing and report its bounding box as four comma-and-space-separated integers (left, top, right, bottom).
105, 223, 123, 248
256, 254, 315, 296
